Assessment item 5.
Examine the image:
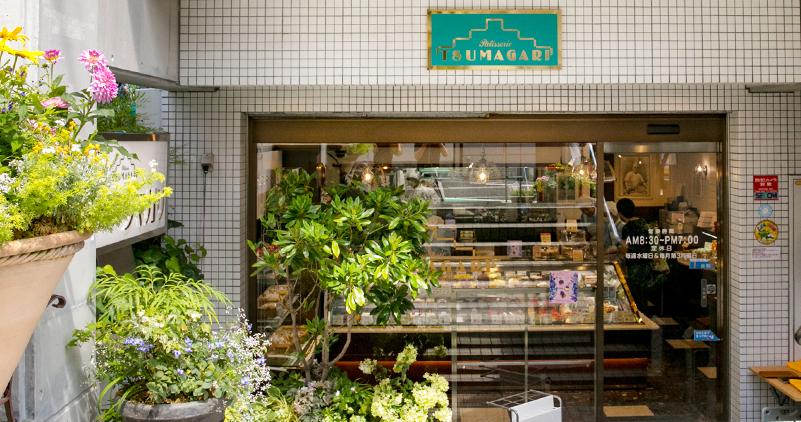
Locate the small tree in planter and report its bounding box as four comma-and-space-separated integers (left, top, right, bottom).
250, 169, 439, 383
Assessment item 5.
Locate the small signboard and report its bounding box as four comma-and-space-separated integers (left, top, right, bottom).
754, 175, 778, 200
754, 220, 778, 245
603, 285, 617, 305
751, 247, 781, 260
549, 271, 578, 304
758, 203, 773, 218
428, 9, 561, 70
694, 330, 720, 341
689, 259, 714, 270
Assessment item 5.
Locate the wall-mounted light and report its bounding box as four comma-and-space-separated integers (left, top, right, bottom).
695, 164, 708, 178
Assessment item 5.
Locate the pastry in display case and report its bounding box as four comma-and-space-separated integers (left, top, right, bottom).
329, 262, 642, 329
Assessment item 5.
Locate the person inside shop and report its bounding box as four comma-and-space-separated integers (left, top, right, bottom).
604, 201, 625, 268
373, 143, 404, 168
414, 143, 449, 167
577, 195, 596, 241
617, 198, 654, 310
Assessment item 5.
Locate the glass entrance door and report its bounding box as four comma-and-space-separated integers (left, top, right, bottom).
601, 143, 723, 421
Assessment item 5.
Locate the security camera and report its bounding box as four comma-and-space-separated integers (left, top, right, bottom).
201, 153, 214, 174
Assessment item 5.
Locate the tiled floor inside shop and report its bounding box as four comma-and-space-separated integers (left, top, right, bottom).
451, 316, 718, 422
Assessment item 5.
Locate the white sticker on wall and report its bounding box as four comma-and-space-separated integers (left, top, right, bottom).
750, 247, 780, 260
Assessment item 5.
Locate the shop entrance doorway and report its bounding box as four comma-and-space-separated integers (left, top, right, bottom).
247, 114, 728, 422
601, 142, 723, 422
790, 176, 801, 360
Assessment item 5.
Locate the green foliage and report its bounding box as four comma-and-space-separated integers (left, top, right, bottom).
250, 169, 440, 382
0, 27, 169, 246
96, 84, 162, 133
90, 265, 227, 323
71, 266, 272, 422
132, 233, 206, 281
225, 387, 299, 422
266, 345, 452, 422
345, 143, 374, 157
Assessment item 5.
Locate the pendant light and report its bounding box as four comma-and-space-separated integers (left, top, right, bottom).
468, 148, 493, 184
362, 166, 374, 183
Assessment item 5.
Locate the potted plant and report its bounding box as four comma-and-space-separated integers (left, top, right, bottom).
70, 265, 273, 422
0, 27, 169, 388
249, 169, 440, 384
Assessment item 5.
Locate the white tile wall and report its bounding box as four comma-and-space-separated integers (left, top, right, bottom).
179, 0, 801, 86
170, 2, 801, 421
163, 84, 801, 422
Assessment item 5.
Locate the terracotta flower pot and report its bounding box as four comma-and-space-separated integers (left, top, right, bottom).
0, 231, 91, 388
119, 398, 228, 422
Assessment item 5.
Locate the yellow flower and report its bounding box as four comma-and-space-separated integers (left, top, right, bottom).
0, 27, 28, 44
0, 43, 43, 63
15, 48, 44, 62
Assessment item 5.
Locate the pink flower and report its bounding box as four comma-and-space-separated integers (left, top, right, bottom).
43, 49, 62, 62
88, 65, 117, 104
41, 97, 69, 109
77, 50, 106, 71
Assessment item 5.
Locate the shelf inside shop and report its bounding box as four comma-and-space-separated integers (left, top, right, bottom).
426, 241, 591, 247
428, 222, 593, 228
429, 203, 594, 210
330, 316, 658, 334
428, 260, 599, 269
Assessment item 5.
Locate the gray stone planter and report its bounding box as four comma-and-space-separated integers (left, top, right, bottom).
119, 398, 228, 422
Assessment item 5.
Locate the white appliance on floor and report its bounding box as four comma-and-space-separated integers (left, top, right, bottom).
487, 390, 562, 422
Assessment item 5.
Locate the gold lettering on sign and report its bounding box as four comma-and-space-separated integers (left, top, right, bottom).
466, 50, 477, 61
544, 50, 551, 60
480, 50, 492, 60
494, 50, 504, 60
507, 50, 516, 61
532, 50, 542, 61
452, 50, 462, 61
519, 50, 529, 61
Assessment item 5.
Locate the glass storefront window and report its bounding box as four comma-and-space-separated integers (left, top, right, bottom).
253, 139, 722, 422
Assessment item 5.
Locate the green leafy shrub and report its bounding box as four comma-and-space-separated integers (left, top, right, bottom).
70, 266, 272, 421
250, 169, 440, 383
96, 84, 162, 133
263, 344, 451, 422
132, 233, 206, 281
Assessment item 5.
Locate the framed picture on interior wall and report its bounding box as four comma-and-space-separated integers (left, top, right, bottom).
615, 154, 658, 205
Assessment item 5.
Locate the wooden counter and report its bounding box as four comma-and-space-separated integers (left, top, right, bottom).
749, 366, 801, 402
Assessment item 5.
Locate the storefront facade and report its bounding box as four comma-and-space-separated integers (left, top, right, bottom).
164, 2, 801, 421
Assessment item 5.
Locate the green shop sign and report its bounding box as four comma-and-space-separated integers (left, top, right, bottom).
428, 9, 561, 70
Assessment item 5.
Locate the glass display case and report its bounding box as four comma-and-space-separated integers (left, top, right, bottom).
256, 143, 660, 414
329, 262, 642, 331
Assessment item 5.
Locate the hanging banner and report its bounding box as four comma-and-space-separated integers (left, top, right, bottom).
428, 9, 561, 70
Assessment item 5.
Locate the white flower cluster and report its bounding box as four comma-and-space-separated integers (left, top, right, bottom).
393, 344, 417, 373
369, 352, 451, 422
0, 173, 15, 194
358, 358, 378, 375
